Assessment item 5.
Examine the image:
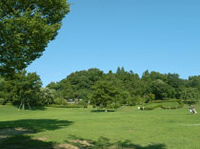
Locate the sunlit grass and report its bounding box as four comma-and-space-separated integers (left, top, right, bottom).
0, 103, 200, 148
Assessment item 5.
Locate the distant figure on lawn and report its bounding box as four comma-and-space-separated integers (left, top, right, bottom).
189, 105, 197, 114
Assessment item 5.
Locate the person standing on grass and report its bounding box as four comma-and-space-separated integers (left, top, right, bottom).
192, 106, 197, 114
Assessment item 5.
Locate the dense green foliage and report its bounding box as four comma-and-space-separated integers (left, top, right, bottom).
0, 105, 200, 149
0, 71, 44, 107
47, 68, 104, 100
91, 78, 119, 112
1, 67, 200, 108
47, 67, 200, 109
0, 0, 70, 76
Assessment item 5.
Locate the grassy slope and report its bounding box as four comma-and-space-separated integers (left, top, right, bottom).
0, 104, 200, 149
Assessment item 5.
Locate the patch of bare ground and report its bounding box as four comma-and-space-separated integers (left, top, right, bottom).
55, 140, 92, 149
54, 143, 79, 149
69, 140, 92, 146
37, 137, 48, 141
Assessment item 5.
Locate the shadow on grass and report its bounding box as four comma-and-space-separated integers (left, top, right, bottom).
65, 135, 167, 149
0, 119, 74, 148
0, 135, 55, 149
0, 119, 73, 133
90, 109, 116, 113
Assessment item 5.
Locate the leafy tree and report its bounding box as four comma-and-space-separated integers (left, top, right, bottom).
188, 76, 200, 90
118, 91, 130, 105
149, 71, 167, 81
115, 67, 141, 103
91, 80, 119, 112
0, 76, 7, 104
148, 79, 175, 100
166, 73, 185, 98
46, 82, 61, 91
166, 73, 181, 88
0, 0, 70, 76
39, 88, 54, 106
143, 93, 155, 103
11, 71, 42, 109
49, 68, 104, 100
141, 70, 151, 82
181, 88, 200, 104
0, 76, 16, 104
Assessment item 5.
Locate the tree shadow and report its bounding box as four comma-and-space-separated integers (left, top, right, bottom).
0, 135, 56, 149
65, 135, 167, 149
0, 119, 74, 148
90, 109, 115, 113
0, 119, 73, 133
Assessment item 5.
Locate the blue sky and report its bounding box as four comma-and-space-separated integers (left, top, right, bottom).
27, 0, 200, 86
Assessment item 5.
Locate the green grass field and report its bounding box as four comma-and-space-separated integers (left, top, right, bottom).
0, 104, 200, 149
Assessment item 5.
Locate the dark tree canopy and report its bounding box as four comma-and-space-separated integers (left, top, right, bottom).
0, 0, 70, 76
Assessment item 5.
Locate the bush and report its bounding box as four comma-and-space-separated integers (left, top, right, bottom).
148, 99, 180, 104
48, 103, 84, 108
107, 103, 121, 109
66, 104, 82, 108
0, 98, 6, 105
142, 99, 184, 110
6, 101, 13, 106
53, 98, 67, 105
78, 101, 88, 108
48, 104, 67, 108
183, 100, 197, 105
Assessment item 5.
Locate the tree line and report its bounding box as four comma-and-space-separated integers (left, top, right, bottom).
47, 67, 200, 109
1, 67, 199, 109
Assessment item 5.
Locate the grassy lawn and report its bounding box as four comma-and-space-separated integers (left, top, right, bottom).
0, 104, 200, 149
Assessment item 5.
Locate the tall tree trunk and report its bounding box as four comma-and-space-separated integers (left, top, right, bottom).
18, 102, 22, 111
22, 99, 25, 110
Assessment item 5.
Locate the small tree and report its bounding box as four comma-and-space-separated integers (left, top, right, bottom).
91, 80, 118, 112
11, 71, 42, 110
39, 88, 54, 106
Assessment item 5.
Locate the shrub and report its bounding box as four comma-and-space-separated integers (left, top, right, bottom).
0, 98, 6, 105
48, 104, 84, 108
107, 103, 121, 109
78, 101, 88, 108
66, 104, 82, 108
53, 98, 67, 105
142, 99, 184, 110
